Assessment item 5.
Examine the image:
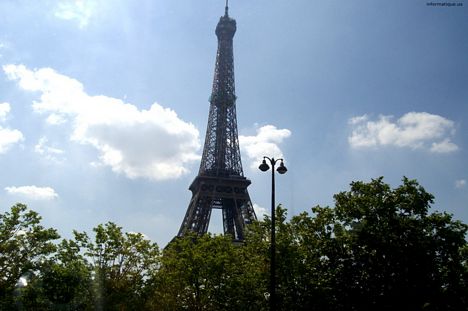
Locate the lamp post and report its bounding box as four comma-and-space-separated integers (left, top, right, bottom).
259, 157, 287, 311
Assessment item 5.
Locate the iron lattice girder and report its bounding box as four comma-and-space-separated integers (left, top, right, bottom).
199, 13, 242, 177
178, 176, 256, 240
178, 10, 256, 241
200, 98, 243, 176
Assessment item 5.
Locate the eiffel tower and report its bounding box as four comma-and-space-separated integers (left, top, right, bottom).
178, 1, 256, 241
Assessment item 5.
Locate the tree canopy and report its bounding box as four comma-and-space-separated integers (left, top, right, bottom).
0, 178, 467, 310
0, 203, 59, 308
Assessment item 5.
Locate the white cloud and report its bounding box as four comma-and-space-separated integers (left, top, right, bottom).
5, 186, 58, 200
46, 114, 67, 125
54, 0, 96, 28
0, 102, 11, 121
239, 125, 291, 170
35, 137, 65, 162
0, 103, 24, 154
348, 112, 458, 153
4, 64, 201, 181
253, 203, 269, 220
430, 139, 459, 153
455, 179, 466, 189
348, 115, 368, 125
0, 41, 9, 59
0, 127, 24, 154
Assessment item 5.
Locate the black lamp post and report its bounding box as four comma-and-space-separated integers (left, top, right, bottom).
259, 157, 287, 311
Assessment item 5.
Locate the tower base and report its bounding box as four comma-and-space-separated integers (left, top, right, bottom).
178, 175, 256, 241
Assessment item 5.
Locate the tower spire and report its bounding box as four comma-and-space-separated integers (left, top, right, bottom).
225, 0, 229, 16
177, 7, 256, 241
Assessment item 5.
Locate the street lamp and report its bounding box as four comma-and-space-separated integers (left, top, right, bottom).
259, 156, 287, 311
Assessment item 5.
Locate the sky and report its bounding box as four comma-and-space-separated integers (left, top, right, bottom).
0, 0, 467, 247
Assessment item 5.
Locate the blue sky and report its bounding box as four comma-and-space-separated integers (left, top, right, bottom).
0, 0, 466, 246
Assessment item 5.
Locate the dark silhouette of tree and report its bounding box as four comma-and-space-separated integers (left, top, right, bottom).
150, 233, 267, 310
254, 177, 468, 310
1, 177, 467, 310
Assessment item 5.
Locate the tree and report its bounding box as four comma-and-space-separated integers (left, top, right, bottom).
258, 177, 468, 310
74, 222, 160, 310
327, 177, 468, 310
152, 233, 268, 310
3, 219, 160, 310
38, 238, 93, 309
0, 204, 60, 308
1, 178, 466, 310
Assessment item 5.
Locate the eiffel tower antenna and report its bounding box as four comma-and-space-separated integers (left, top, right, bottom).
177, 5, 256, 241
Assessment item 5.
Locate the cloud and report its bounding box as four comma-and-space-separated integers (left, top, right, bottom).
5, 186, 58, 200
35, 137, 65, 162
455, 179, 466, 189
239, 125, 291, 170
46, 114, 67, 125
0, 41, 9, 59
53, 0, 96, 28
253, 203, 269, 220
0, 102, 10, 121
430, 139, 459, 153
4, 64, 201, 181
348, 112, 458, 153
0, 128, 24, 154
0, 102, 24, 154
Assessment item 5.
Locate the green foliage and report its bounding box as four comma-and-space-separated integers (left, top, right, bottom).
215, 177, 468, 310
73, 222, 161, 310
327, 177, 468, 310
0, 203, 60, 308
151, 233, 267, 310
1, 177, 467, 310
264, 177, 468, 310
39, 239, 93, 309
